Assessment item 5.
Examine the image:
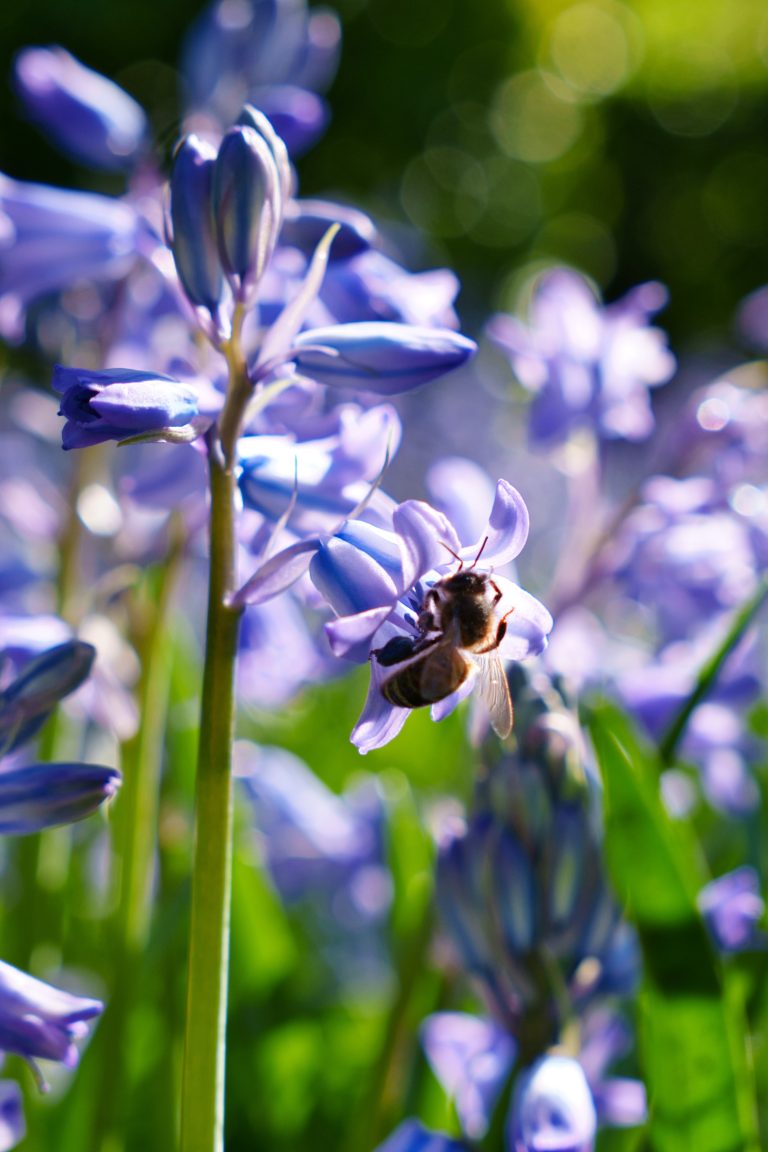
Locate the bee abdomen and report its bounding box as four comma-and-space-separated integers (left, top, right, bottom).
381, 644, 469, 709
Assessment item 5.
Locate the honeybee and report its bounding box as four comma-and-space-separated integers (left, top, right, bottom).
373, 547, 514, 738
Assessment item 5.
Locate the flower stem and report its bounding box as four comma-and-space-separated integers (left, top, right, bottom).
180, 326, 249, 1152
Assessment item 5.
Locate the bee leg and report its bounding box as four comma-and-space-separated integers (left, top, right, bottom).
475, 607, 515, 654
488, 578, 503, 607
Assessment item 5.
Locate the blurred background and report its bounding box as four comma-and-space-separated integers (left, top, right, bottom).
2, 0, 768, 350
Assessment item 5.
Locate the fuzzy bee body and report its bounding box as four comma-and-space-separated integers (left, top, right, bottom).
374, 558, 515, 737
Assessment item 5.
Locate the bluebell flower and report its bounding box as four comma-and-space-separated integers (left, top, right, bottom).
374, 1119, 467, 1152
53, 367, 200, 450
213, 116, 290, 305
488, 268, 675, 447
168, 135, 227, 336
0, 762, 120, 835
13, 47, 148, 172
292, 322, 476, 394
421, 1012, 516, 1139
0, 174, 138, 343
698, 867, 765, 953
0, 1082, 24, 1152
510, 1055, 597, 1152
238, 402, 400, 533
0, 640, 95, 757
0, 960, 102, 1068
309, 481, 552, 752
180, 0, 341, 154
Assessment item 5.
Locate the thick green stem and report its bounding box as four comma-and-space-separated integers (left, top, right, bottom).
180, 326, 249, 1152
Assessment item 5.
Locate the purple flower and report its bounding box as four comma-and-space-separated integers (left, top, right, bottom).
213, 113, 290, 304
0, 1082, 24, 1152
14, 47, 148, 172
0, 174, 138, 342
488, 268, 675, 447
421, 1012, 516, 1139
309, 481, 552, 752
510, 1055, 597, 1152
168, 135, 227, 332
698, 867, 765, 953
0, 960, 102, 1068
53, 366, 200, 450
374, 1120, 467, 1152
180, 0, 341, 154
0, 762, 120, 835
238, 403, 400, 533
0, 640, 95, 757
292, 322, 476, 394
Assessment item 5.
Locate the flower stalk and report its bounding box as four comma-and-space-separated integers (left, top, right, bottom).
179, 326, 248, 1152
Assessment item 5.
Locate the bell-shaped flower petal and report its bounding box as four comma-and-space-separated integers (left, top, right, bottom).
213, 122, 284, 302
0, 1082, 24, 1152
0, 762, 120, 835
421, 1012, 516, 1140
168, 135, 225, 322
293, 323, 476, 394
510, 1055, 597, 1152
54, 366, 199, 450
14, 47, 147, 172
0, 174, 137, 342
0, 961, 102, 1067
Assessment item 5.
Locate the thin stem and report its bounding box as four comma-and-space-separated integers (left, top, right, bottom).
92, 528, 183, 1151
180, 326, 250, 1152
659, 577, 768, 768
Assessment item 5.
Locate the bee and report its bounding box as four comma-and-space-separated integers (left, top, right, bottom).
372, 543, 514, 738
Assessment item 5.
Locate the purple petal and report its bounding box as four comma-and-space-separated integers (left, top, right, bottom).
233, 538, 322, 607
495, 580, 553, 659
375, 1119, 467, 1152
310, 536, 398, 618
421, 1011, 516, 1139
0, 1081, 24, 1152
463, 480, 530, 567
326, 606, 395, 661
592, 1078, 647, 1128
351, 660, 410, 754
393, 500, 460, 593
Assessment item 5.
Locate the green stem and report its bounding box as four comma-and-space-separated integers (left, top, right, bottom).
180, 320, 249, 1152
92, 531, 183, 1152
659, 577, 768, 767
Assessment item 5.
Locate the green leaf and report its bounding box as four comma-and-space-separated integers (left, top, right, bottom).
589, 703, 759, 1152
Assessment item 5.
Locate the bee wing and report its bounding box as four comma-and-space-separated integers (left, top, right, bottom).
474, 650, 513, 738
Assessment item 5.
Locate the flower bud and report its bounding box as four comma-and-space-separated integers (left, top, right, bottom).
14, 47, 147, 172
0, 762, 120, 834
0, 641, 94, 756
293, 322, 477, 394
54, 366, 199, 449
168, 135, 224, 319
213, 120, 285, 302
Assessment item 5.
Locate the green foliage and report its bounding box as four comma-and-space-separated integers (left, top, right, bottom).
590, 703, 760, 1152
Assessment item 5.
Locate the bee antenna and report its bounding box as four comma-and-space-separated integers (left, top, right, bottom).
439, 540, 463, 567
472, 536, 490, 568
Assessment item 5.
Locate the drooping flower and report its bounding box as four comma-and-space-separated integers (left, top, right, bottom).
53, 367, 201, 450
309, 481, 552, 752
0, 960, 102, 1068
698, 867, 766, 953
510, 1055, 597, 1152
